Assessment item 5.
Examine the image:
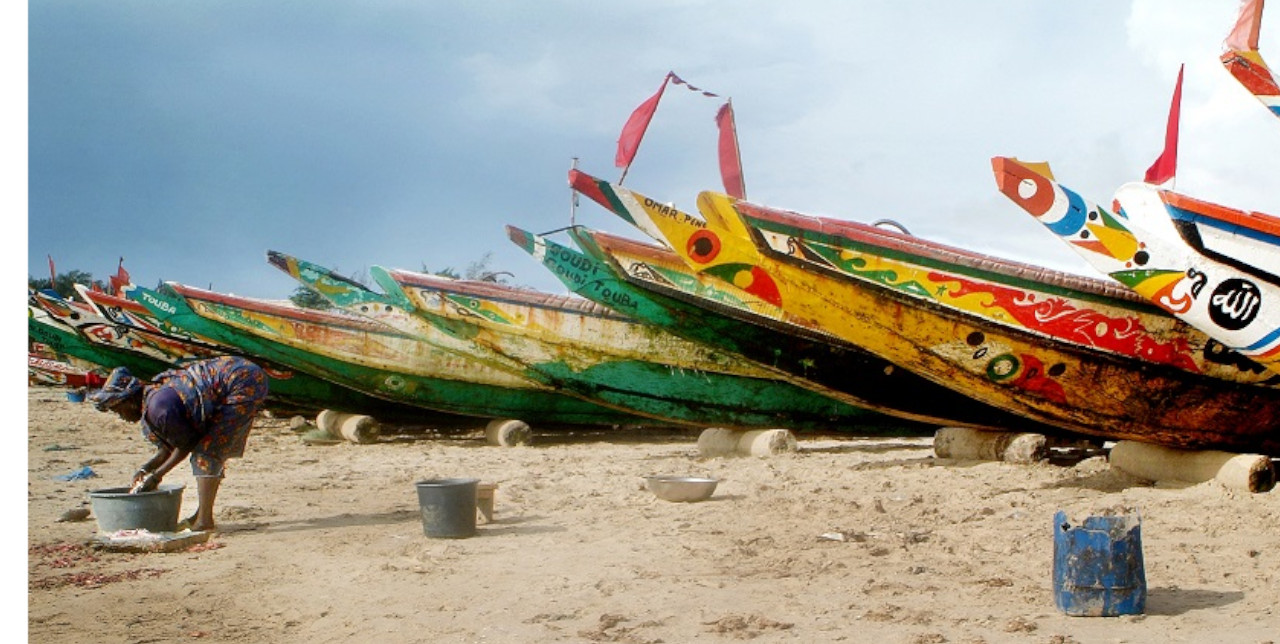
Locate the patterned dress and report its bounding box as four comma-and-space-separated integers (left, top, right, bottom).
141, 356, 269, 476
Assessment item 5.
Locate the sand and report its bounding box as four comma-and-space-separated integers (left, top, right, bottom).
25, 386, 1280, 643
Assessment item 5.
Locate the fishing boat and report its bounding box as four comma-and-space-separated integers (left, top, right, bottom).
1222, 0, 1280, 120
29, 302, 173, 381
131, 281, 648, 428
504, 225, 937, 435
994, 156, 1280, 380
31, 287, 221, 366
573, 169, 1280, 454
29, 287, 420, 416
508, 223, 1075, 435
274, 249, 905, 431
1130, 185, 1280, 283
28, 354, 100, 388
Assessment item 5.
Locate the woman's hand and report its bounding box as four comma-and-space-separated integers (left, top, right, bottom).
129, 470, 161, 494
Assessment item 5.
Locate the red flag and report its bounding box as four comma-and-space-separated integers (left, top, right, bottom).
47, 255, 56, 286
109, 257, 131, 293
1225, 0, 1263, 52
716, 101, 746, 199
1145, 64, 1184, 186
616, 74, 671, 169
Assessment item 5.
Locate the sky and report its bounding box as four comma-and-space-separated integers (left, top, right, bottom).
23, 1, 1280, 302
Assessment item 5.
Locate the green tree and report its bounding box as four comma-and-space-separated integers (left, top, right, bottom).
28, 270, 106, 298
425, 252, 513, 283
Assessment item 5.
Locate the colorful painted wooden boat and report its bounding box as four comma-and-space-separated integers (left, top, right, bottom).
565, 180, 1110, 436
28, 302, 173, 381
994, 156, 1280, 381
377, 263, 912, 431
77, 283, 227, 352
29, 354, 99, 388
504, 225, 937, 435
508, 223, 1078, 435
31, 287, 222, 366
1140, 188, 1280, 283
131, 281, 646, 427
1222, 0, 1280, 120
276, 245, 909, 431
574, 169, 1280, 454
29, 288, 425, 416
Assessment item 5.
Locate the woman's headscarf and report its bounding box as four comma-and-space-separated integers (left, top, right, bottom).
87, 367, 144, 412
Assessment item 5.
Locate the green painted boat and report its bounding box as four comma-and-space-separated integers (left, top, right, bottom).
29, 304, 171, 380
566, 174, 1072, 435
31, 290, 431, 418
129, 282, 648, 428
372, 260, 918, 432
505, 225, 936, 436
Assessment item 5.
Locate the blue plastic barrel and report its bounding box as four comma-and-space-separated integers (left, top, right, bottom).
1052, 510, 1146, 616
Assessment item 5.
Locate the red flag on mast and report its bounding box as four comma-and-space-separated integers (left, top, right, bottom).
1144, 64, 1184, 187
109, 257, 131, 294
1226, 0, 1263, 51
716, 101, 746, 199
616, 73, 672, 171
47, 255, 56, 287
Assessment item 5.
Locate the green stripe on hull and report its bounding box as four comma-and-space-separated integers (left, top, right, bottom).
131, 285, 644, 426
507, 227, 933, 434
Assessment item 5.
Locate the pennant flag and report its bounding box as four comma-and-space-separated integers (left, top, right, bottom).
1226, 0, 1263, 51
1144, 64, 1183, 187
1221, 0, 1280, 120
47, 255, 56, 286
716, 101, 746, 199
616, 74, 672, 170
669, 73, 721, 98
109, 257, 131, 294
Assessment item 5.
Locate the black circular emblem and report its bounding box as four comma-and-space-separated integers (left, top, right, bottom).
1208, 278, 1262, 331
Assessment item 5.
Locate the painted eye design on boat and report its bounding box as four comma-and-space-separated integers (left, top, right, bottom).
687, 229, 721, 264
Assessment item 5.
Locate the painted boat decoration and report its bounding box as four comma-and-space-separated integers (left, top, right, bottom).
576, 170, 1280, 454
505, 225, 936, 435
267, 250, 572, 393
377, 263, 906, 432
29, 302, 173, 381
134, 281, 646, 427
993, 156, 1280, 379
731, 186, 1279, 388
30, 288, 220, 366
1222, 0, 1280, 120
77, 283, 226, 351
510, 220, 1066, 434
28, 354, 99, 388
1148, 188, 1280, 284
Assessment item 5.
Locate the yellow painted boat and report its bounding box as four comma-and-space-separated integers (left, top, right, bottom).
572, 169, 1280, 454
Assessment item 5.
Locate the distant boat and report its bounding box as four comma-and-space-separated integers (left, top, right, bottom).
579, 171, 1280, 454
132, 281, 646, 428
28, 300, 172, 380
994, 156, 1280, 381
28, 354, 97, 388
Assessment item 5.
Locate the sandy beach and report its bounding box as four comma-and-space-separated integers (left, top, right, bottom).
25, 385, 1280, 643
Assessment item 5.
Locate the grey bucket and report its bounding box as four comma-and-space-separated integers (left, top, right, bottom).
88, 484, 185, 533
415, 478, 479, 538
